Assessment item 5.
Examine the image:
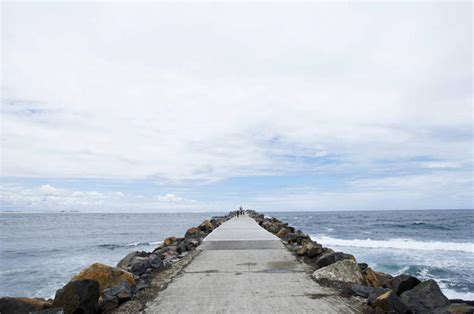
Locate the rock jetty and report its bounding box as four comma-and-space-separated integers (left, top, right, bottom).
0, 210, 472, 314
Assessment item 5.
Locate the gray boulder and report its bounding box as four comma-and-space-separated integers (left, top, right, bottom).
400, 279, 450, 312
116, 251, 139, 269
52, 279, 100, 313
312, 259, 364, 284
149, 253, 164, 269
315, 251, 355, 268
389, 274, 421, 296
351, 284, 383, 298
129, 256, 150, 275
102, 281, 132, 303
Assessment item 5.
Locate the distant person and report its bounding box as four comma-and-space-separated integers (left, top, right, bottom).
236, 210, 240, 218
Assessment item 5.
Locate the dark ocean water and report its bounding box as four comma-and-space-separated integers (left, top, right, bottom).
0, 210, 472, 300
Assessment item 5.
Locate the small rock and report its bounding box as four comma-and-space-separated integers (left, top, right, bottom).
0, 297, 52, 313
312, 259, 364, 284
372, 290, 408, 313
52, 279, 100, 313
400, 279, 450, 312
389, 274, 421, 296
136, 281, 149, 291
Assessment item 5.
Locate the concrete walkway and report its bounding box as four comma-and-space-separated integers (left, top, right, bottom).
145, 215, 362, 313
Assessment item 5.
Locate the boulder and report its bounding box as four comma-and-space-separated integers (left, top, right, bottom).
312, 259, 365, 284
296, 241, 322, 257
129, 256, 150, 276
282, 233, 300, 244
358, 263, 369, 271
389, 274, 421, 296
372, 290, 408, 313
374, 271, 393, 287
116, 251, 139, 270
368, 287, 392, 305
149, 253, 164, 269
363, 267, 381, 287
73, 263, 136, 294
185, 227, 207, 239
306, 242, 323, 258
314, 251, 355, 268
0, 297, 52, 313
102, 280, 132, 305
350, 284, 389, 299
52, 279, 100, 314
267, 224, 282, 234
99, 293, 119, 312
177, 239, 194, 254
199, 220, 214, 232
163, 236, 177, 246
351, 284, 374, 298
400, 279, 450, 312
276, 227, 291, 238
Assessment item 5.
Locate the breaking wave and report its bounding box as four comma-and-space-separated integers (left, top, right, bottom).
310, 235, 474, 253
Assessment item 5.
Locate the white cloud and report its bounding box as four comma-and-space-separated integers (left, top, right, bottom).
154, 193, 183, 202
0, 184, 202, 212
0, 3, 472, 211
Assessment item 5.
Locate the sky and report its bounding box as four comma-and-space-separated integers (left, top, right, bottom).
1, 2, 472, 212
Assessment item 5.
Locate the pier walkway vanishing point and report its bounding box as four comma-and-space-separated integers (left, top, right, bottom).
145, 215, 363, 313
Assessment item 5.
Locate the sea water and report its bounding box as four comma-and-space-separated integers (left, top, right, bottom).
0, 212, 214, 298
269, 209, 473, 300
0, 210, 472, 300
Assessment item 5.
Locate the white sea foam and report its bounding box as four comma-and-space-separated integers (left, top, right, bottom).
310, 235, 474, 253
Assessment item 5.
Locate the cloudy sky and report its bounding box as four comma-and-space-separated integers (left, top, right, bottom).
1, 2, 472, 212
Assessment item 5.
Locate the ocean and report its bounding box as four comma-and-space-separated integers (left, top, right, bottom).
0, 210, 472, 300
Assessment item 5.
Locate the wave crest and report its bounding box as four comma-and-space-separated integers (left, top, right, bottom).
310, 235, 474, 253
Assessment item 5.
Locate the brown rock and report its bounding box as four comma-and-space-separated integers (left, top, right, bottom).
0, 297, 52, 313
374, 271, 393, 287
363, 267, 381, 287
199, 220, 214, 232
73, 263, 135, 294
276, 227, 291, 238
163, 236, 177, 246
185, 227, 207, 239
